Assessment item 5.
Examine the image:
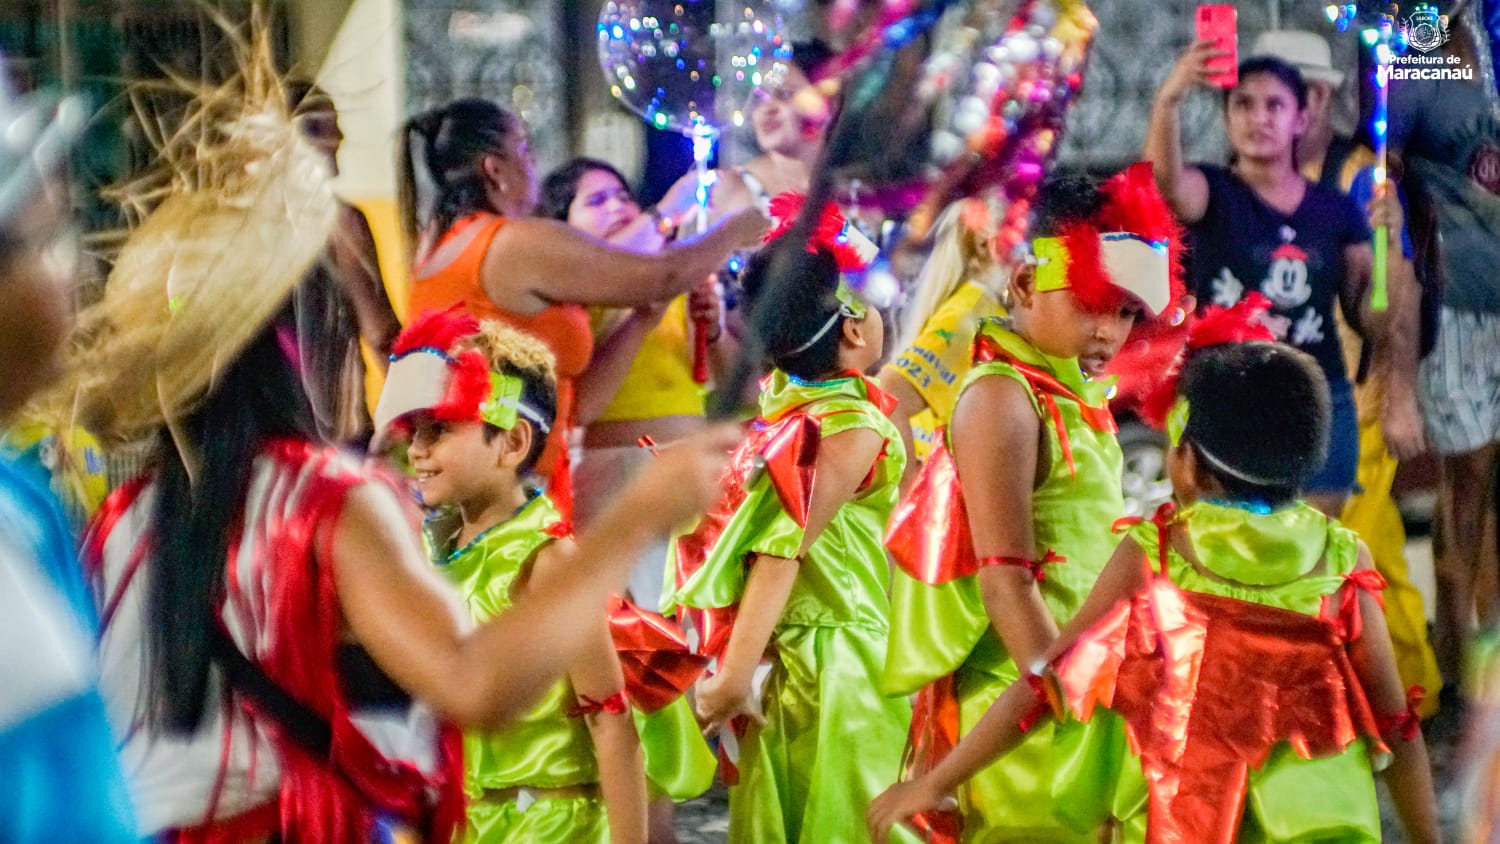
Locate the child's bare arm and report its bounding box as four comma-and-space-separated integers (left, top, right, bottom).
530, 541, 648, 844
875, 366, 928, 489
1345, 543, 1441, 844
694, 551, 798, 734
336, 426, 739, 729
695, 426, 887, 732
868, 537, 1150, 843
951, 375, 1058, 668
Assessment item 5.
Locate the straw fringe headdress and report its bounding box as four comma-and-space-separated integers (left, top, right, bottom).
58, 15, 336, 447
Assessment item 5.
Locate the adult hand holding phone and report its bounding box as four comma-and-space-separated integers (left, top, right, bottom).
1156, 38, 1233, 107
1195, 4, 1239, 89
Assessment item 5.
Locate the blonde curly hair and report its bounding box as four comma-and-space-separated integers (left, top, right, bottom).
457, 321, 558, 475
458, 320, 558, 385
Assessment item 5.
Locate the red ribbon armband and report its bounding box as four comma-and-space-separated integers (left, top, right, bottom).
1376, 686, 1425, 742
568, 690, 629, 718
1111, 501, 1179, 574
978, 550, 1066, 582
1328, 569, 1389, 642
1017, 672, 1053, 734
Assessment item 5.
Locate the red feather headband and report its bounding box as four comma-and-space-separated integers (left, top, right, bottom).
1130, 293, 1278, 429
373, 307, 495, 445
764, 191, 877, 272
1033, 162, 1187, 320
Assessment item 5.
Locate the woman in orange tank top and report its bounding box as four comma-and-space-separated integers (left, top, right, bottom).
398, 99, 767, 508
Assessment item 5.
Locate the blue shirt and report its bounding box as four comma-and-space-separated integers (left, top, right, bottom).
0, 456, 136, 841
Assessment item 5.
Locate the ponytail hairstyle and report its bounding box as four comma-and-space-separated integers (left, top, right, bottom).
398, 97, 524, 256
895, 199, 1004, 355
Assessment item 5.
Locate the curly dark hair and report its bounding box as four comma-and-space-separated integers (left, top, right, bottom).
1179, 341, 1330, 505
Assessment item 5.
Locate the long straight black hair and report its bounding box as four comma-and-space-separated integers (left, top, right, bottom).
146, 302, 317, 733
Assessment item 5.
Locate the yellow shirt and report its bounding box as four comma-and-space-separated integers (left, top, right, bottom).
883, 282, 1005, 460
4, 423, 108, 526
597, 296, 707, 423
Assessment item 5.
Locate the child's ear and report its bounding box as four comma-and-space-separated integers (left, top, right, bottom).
497, 421, 534, 469
1010, 264, 1037, 308
1166, 440, 1200, 503
839, 315, 868, 349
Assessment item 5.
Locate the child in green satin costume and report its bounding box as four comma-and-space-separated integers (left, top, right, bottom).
882, 166, 1184, 843
383, 317, 649, 843
871, 342, 1441, 844
669, 204, 917, 844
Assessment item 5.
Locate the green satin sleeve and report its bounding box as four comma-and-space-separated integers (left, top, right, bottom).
672, 476, 804, 611
880, 573, 989, 697
817, 399, 907, 494
633, 696, 717, 801
440, 493, 562, 623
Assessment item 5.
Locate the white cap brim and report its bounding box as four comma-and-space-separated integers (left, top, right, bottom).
1099, 233, 1171, 318
372, 352, 454, 449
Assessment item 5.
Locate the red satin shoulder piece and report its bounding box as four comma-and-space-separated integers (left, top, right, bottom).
1045, 578, 1387, 844
885, 432, 976, 585
759, 414, 822, 528
608, 596, 710, 713
671, 413, 812, 661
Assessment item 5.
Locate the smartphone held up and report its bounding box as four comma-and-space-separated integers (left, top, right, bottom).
1196, 3, 1238, 89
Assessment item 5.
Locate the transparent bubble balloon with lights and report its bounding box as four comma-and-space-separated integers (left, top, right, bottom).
597, 0, 795, 142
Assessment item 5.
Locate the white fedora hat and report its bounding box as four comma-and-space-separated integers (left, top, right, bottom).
1250, 30, 1346, 89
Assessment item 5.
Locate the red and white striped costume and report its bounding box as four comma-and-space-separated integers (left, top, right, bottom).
90, 439, 463, 841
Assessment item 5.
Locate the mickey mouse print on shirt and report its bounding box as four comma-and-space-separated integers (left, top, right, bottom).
1258, 241, 1324, 347
1184, 164, 1373, 390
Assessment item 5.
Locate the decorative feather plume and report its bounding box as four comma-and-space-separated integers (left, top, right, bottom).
1063, 162, 1186, 318
1131, 293, 1277, 429
429, 349, 492, 426
1096, 162, 1186, 293
1187, 292, 1275, 351
1055, 219, 1114, 313
389, 307, 491, 425
764, 191, 871, 272
390, 307, 482, 358
51, 6, 338, 452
